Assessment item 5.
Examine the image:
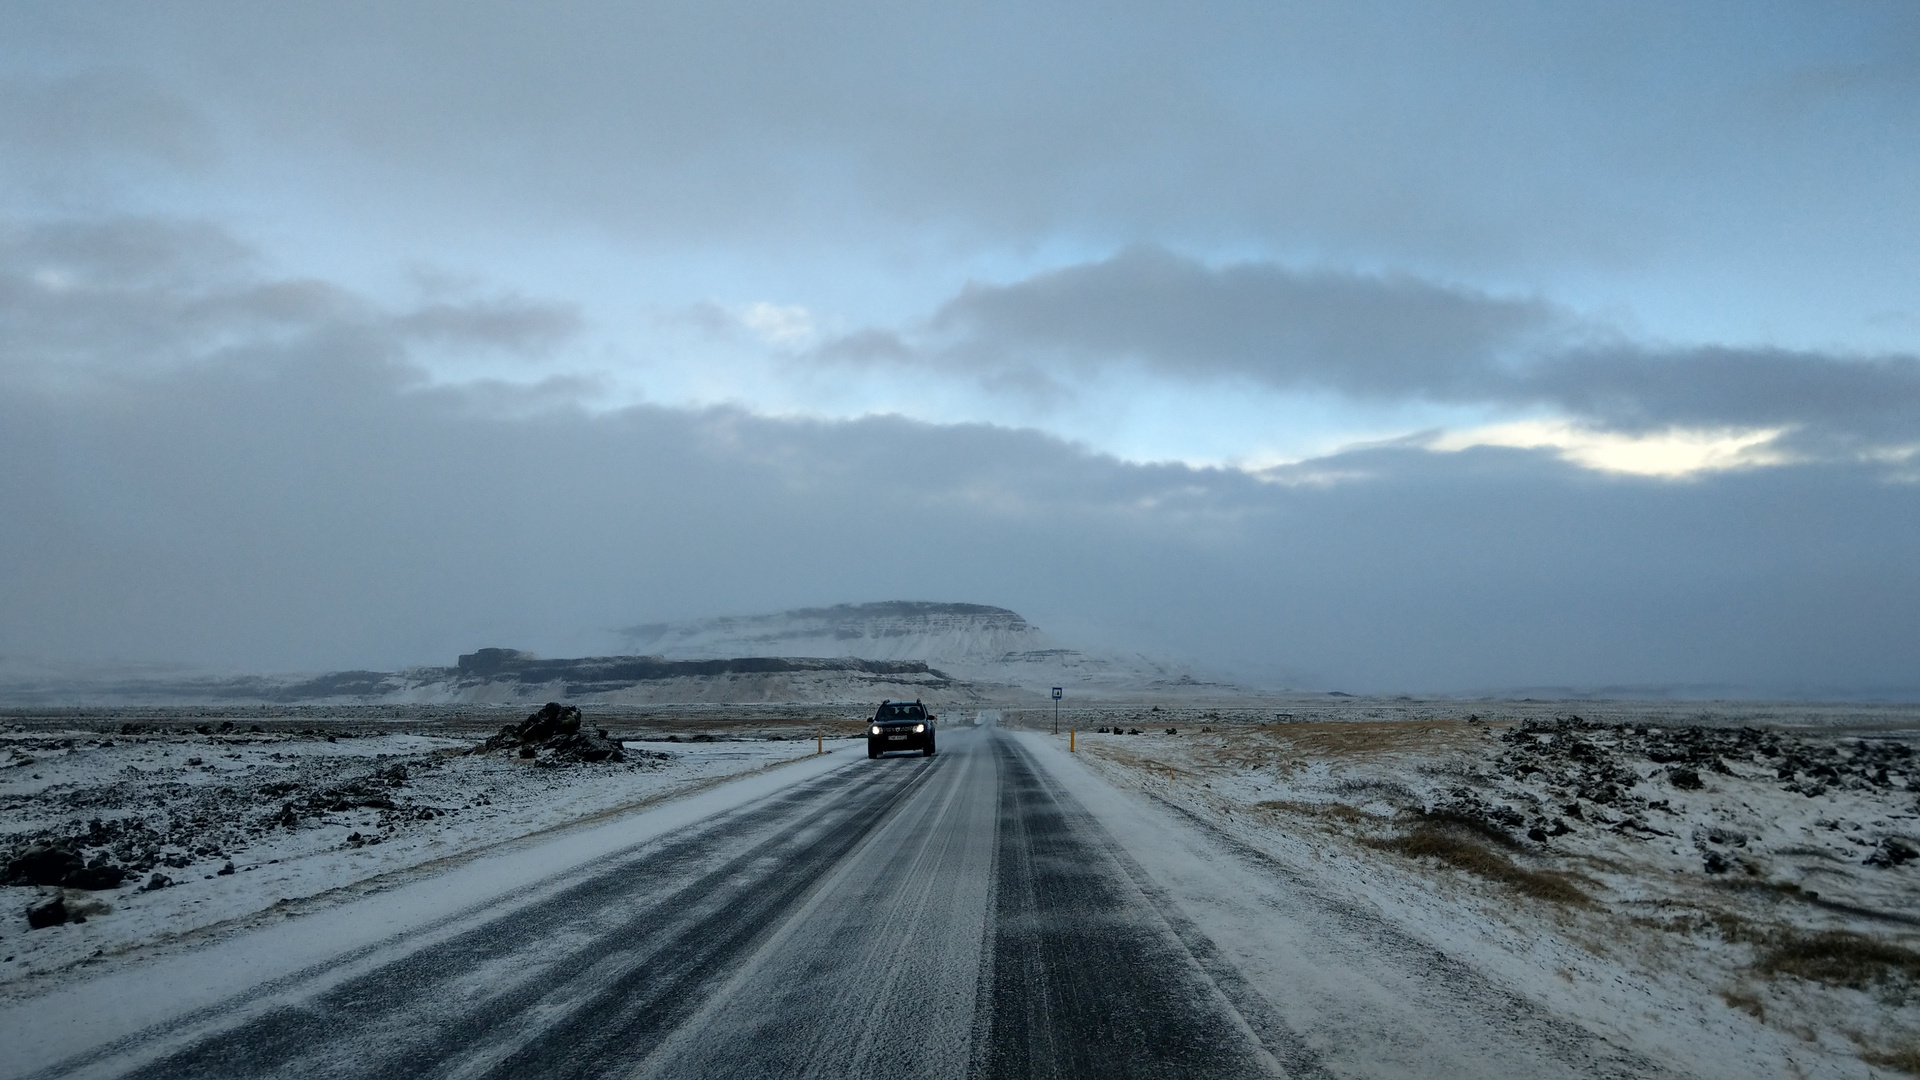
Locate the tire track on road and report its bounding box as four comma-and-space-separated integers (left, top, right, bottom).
972, 735, 1293, 1080
102, 761, 933, 1079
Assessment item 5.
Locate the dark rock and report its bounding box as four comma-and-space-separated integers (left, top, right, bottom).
1165, 728, 1179, 735
217, 862, 235, 876
1669, 767, 1703, 790
6, 845, 82, 887
26, 896, 68, 929
1703, 851, 1730, 874
65, 860, 127, 890
1866, 838, 1918, 868
1527, 826, 1549, 843
141, 873, 172, 891
481, 702, 608, 760
543, 730, 625, 763
520, 702, 581, 741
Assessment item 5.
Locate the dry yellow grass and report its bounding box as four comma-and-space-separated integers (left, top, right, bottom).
1078, 720, 1490, 778
1757, 930, 1920, 995
1366, 823, 1590, 904
1200, 720, 1490, 773
1719, 989, 1766, 1022
1862, 1043, 1920, 1075
1251, 799, 1371, 824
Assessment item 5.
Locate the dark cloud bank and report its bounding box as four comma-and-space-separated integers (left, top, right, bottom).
3, 222, 1917, 698
822, 245, 1920, 455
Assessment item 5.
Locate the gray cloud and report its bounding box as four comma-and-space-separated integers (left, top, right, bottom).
9, 2, 1917, 276
816, 246, 1920, 454
916, 244, 1560, 396
4, 340, 1916, 696
394, 298, 583, 354
0, 69, 216, 171
0, 217, 579, 379
2, 7, 1917, 700
0, 224, 1915, 695
1515, 347, 1920, 446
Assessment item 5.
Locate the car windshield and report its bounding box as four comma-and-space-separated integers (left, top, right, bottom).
877, 704, 924, 721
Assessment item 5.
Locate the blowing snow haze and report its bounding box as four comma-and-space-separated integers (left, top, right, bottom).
2, 3, 1918, 698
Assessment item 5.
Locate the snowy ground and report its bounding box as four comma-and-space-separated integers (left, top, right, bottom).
0, 708, 856, 1001
1037, 703, 1920, 1077
10, 699, 1920, 1077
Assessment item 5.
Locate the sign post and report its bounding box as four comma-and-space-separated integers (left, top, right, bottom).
1051, 687, 1063, 735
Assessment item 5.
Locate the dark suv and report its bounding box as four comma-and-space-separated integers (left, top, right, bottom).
868, 700, 936, 758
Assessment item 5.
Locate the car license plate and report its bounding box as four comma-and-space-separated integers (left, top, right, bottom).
888, 734, 907, 740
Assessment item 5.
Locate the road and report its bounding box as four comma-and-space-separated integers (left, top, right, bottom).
18, 727, 1647, 1079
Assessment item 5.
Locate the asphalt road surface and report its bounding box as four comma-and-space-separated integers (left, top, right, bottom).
23, 727, 1644, 1080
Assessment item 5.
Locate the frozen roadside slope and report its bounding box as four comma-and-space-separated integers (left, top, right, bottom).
1010, 729, 1826, 1080
0, 743, 863, 1078
1049, 716, 1920, 1079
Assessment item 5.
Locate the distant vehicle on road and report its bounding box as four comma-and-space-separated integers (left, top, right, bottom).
868, 700, 936, 758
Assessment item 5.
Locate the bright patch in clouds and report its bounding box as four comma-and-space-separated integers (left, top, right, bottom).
1431, 421, 1792, 478
739, 302, 817, 346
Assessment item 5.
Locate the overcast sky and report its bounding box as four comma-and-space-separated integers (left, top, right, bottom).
2, 2, 1917, 696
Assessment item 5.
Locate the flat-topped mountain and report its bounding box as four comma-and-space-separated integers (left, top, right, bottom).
618, 601, 1234, 698
619, 602, 1054, 665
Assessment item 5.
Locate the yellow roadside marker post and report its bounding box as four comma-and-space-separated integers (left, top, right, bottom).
817, 728, 823, 755
1070, 728, 1075, 752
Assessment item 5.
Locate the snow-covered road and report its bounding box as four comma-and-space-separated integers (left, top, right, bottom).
4, 726, 1653, 1079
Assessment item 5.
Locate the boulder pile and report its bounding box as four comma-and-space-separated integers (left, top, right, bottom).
5, 843, 127, 890
480, 703, 625, 763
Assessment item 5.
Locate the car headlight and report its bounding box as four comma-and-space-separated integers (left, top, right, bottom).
913, 723, 925, 733
870, 725, 882, 736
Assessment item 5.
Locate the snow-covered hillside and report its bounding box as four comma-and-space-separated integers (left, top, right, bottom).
620, 602, 1051, 664
0, 602, 1244, 705
620, 601, 1240, 699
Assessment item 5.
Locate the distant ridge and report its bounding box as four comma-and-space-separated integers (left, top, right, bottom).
620, 601, 1049, 665
0, 601, 1246, 705
618, 600, 1241, 698
0, 651, 959, 706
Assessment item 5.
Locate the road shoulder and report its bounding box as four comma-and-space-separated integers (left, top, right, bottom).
0, 747, 859, 1080
1012, 730, 1690, 1080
